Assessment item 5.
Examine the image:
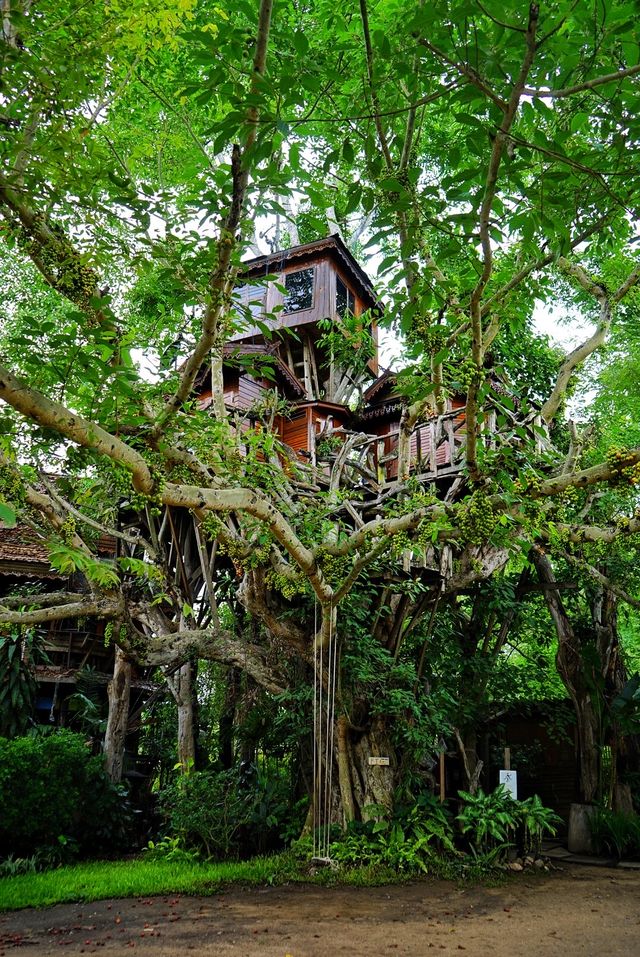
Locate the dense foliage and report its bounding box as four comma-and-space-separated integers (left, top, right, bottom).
0, 731, 131, 861
1, 0, 640, 834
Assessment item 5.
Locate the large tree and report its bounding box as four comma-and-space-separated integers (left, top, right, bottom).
1, 0, 640, 820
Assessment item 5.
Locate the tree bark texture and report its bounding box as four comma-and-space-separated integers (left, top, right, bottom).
103, 646, 132, 783
166, 661, 198, 773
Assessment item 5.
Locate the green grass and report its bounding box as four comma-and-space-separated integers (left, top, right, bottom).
0, 854, 417, 912
0, 855, 299, 912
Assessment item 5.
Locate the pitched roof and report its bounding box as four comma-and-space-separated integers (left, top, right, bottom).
0, 524, 59, 577
222, 343, 306, 396
363, 369, 398, 403
194, 342, 306, 398
241, 234, 382, 313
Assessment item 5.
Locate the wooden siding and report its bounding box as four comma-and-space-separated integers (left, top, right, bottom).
365, 398, 469, 482
237, 374, 267, 409
281, 411, 310, 457
230, 255, 377, 343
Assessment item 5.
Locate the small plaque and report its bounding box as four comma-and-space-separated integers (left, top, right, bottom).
499, 769, 518, 800
368, 756, 390, 766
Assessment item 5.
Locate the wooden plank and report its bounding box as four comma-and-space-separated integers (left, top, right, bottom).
309, 341, 321, 398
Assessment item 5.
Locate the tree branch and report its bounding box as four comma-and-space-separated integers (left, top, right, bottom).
0, 597, 122, 626
0, 365, 154, 493
523, 64, 640, 99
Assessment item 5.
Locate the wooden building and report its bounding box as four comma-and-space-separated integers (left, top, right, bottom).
199, 234, 547, 489
358, 372, 467, 483
0, 523, 153, 744
230, 234, 380, 403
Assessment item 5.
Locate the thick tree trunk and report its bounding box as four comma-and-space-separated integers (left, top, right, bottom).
533, 550, 639, 807
533, 549, 601, 803
103, 646, 132, 782
455, 727, 484, 794
334, 715, 396, 822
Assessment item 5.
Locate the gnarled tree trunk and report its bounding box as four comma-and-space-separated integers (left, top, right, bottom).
534, 549, 638, 809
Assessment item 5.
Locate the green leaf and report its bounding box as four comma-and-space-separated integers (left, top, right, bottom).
0, 503, 17, 527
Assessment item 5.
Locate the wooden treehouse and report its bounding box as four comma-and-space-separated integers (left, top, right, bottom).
0, 524, 154, 752
195, 234, 549, 490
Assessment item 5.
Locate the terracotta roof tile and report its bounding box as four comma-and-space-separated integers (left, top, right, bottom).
0, 525, 52, 565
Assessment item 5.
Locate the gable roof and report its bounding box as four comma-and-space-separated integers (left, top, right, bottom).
241, 234, 381, 313
194, 342, 306, 398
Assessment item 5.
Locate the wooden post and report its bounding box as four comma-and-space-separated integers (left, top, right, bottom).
504, 746, 511, 771
439, 752, 446, 803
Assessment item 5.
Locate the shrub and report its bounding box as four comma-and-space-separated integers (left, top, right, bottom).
0, 730, 131, 860
518, 794, 561, 857
589, 808, 640, 860
456, 786, 519, 859
329, 795, 458, 875
158, 765, 304, 859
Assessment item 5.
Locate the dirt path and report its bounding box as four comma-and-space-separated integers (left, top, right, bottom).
1, 865, 638, 957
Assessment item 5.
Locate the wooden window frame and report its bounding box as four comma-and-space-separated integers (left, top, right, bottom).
282, 266, 316, 315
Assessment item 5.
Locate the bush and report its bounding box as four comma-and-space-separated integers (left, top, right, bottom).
457, 787, 560, 861
0, 730, 131, 860
328, 795, 458, 875
589, 808, 640, 860
158, 765, 305, 859
456, 786, 519, 860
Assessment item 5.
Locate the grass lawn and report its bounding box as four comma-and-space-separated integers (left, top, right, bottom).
0, 855, 403, 912
0, 856, 293, 912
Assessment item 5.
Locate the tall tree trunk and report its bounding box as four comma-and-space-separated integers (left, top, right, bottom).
219, 666, 241, 770
333, 713, 396, 823
592, 587, 640, 812
166, 661, 198, 773
104, 646, 132, 782
455, 727, 484, 794
533, 549, 601, 803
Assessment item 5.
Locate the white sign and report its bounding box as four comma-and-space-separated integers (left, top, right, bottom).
499, 770, 518, 800
368, 756, 390, 766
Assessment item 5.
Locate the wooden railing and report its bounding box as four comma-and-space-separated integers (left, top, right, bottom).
310, 400, 549, 488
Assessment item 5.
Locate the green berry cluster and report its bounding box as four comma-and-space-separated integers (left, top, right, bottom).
606, 446, 640, 484
316, 549, 351, 584
408, 320, 447, 354
457, 492, 499, 547
60, 515, 77, 545
513, 471, 544, 495
0, 464, 25, 508
201, 514, 227, 541
264, 569, 308, 600
452, 356, 481, 391
18, 217, 96, 308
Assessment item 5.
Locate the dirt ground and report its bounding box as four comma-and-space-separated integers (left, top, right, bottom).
1, 865, 638, 957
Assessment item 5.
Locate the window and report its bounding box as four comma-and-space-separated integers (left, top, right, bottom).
232, 283, 264, 319
283, 268, 314, 313
336, 275, 355, 319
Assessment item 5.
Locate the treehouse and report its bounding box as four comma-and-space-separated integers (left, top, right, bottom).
357, 371, 467, 485
195, 236, 548, 488
229, 234, 381, 403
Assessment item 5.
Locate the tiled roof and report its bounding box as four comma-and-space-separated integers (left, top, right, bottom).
0, 525, 52, 566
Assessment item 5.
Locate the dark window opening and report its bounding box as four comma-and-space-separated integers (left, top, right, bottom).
283, 268, 314, 314
336, 275, 355, 318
